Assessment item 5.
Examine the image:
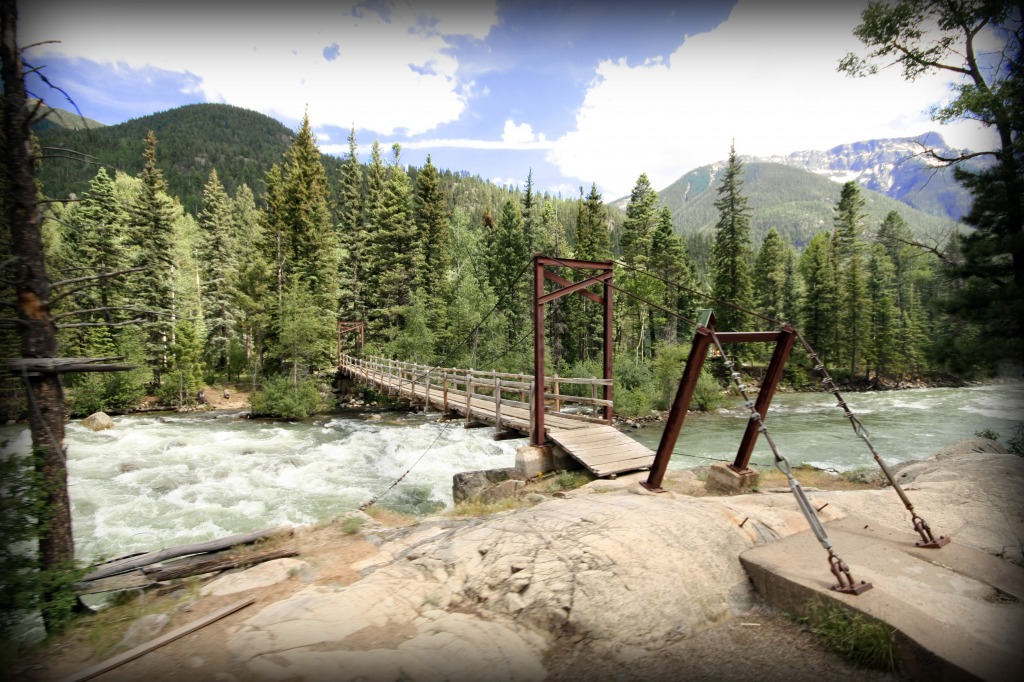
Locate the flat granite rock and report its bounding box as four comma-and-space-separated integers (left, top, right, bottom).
225, 444, 1024, 682
201, 558, 309, 597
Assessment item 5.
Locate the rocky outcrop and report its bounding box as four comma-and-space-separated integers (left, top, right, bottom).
226, 443, 1024, 681
452, 467, 519, 504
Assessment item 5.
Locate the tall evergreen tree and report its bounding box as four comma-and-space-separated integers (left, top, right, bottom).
414, 154, 451, 332
619, 173, 661, 359
337, 127, 364, 322
485, 197, 530, 343
230, 183, 270, 378
129, 131, 178, 386
564, 184, 610, 365
77, 167, 130, 325
835, 181, 870, 377
198, 168, 238, 375
753, 227, 788, 326
866, 243, 900, 379
650, 205, 697, 342
710, 142, 754, 333
799, 231, 840, 364
370, 144, 418, 336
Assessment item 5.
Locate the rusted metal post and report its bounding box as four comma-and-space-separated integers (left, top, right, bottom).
603, 274, 613, 423
732, 325, 797, 472
532, 255, 546, 445
642, 328, 714, 492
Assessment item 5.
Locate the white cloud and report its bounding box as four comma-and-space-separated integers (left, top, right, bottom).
502, 119, 546, 145
548, 0, 997, 198
21, 1, 498, 136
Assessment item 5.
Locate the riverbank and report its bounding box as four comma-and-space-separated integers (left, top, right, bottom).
14, 437, 1021, 681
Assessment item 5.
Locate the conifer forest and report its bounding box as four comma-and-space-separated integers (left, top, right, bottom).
4, 112, 1005, 424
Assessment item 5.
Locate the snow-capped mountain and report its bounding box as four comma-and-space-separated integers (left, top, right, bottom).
745, 132, 984, 221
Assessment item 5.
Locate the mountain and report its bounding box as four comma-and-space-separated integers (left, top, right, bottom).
34, 103, 326, 215
749, 132, 984, 221
30, 100, 107, 132
655, 160, 960, 248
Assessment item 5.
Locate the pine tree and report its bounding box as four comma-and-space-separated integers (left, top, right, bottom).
574, 183, 610, 261
835, 181, 869, 377
370, 144, 417, 336
564, 184, 611, 365
619, 173, 661, 359
485, 198, 530, 343
129, 131, 178, 386
866, 244, 899, 379
337, 127, 364, 321
361, 141, 388, 329
283, 113, 339, 332
650, 205, 697, 343
753, 228, 788, 327
414, 154, 451, 332
231, 183, 271, 378
522, 169, 537, 254
710, 142, 754, 333
198, 168, 238, 376
799, 231, 840, 364
77, 167, 130, 325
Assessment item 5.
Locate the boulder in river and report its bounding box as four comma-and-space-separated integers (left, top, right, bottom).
81, 411, 115, 431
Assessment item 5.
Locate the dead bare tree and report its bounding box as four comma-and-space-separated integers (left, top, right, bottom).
1, 0, 76, 632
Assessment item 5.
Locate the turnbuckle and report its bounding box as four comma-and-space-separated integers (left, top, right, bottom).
829, 550, 872, 595
912, 513, 950, 548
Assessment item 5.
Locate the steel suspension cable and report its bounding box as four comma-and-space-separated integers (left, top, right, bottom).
794, 332, 949, 547
357, 259, 534, 511
557, 254, 947, 547
708, 329, 871, 594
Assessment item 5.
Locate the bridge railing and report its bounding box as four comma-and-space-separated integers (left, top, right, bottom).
339, 354, 612, 426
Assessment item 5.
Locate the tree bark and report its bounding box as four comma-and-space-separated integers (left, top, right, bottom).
1, 0, 75, 631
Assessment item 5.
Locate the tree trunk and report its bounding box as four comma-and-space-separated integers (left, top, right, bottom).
1, 0, 76, 632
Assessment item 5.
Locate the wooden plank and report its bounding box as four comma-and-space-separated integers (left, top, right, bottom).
549, 429, 626, 445
574, 450, 655, 466
560, 440, 652, 456
60, 597, 255, 682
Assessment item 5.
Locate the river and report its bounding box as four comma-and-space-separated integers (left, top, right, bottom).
1, 381, 1021, 564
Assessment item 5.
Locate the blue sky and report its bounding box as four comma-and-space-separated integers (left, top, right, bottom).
20, 0, 994, 200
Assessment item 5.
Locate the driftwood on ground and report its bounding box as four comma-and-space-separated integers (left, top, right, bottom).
74, 548, 299, 595
80, 527, 293, 583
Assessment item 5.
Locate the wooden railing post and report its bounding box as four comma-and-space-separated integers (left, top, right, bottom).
494, 374, 502, 431
443, 372, 449, 414
466, 370, 474, 423
423, 370, 431, 414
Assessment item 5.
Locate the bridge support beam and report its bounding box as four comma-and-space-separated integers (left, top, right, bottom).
532, 255, 614, 447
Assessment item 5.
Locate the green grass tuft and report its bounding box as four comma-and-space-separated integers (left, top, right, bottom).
801, 600, 897, 672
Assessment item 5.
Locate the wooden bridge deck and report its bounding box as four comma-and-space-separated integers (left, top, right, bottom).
339, 359, 655, 477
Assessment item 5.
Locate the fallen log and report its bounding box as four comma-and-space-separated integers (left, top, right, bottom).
75, 570, 155, 595
148, 548, 298, 582
81, 527, 293, 582
75, 548, 299, 595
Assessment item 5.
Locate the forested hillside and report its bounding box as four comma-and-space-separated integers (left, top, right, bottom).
655, 161, 960, 248
11, 103, 989, 424
35, 104, 308, 214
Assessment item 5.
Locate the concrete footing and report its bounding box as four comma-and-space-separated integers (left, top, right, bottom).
705, 462, 758, 493
515, 443, 580, 478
